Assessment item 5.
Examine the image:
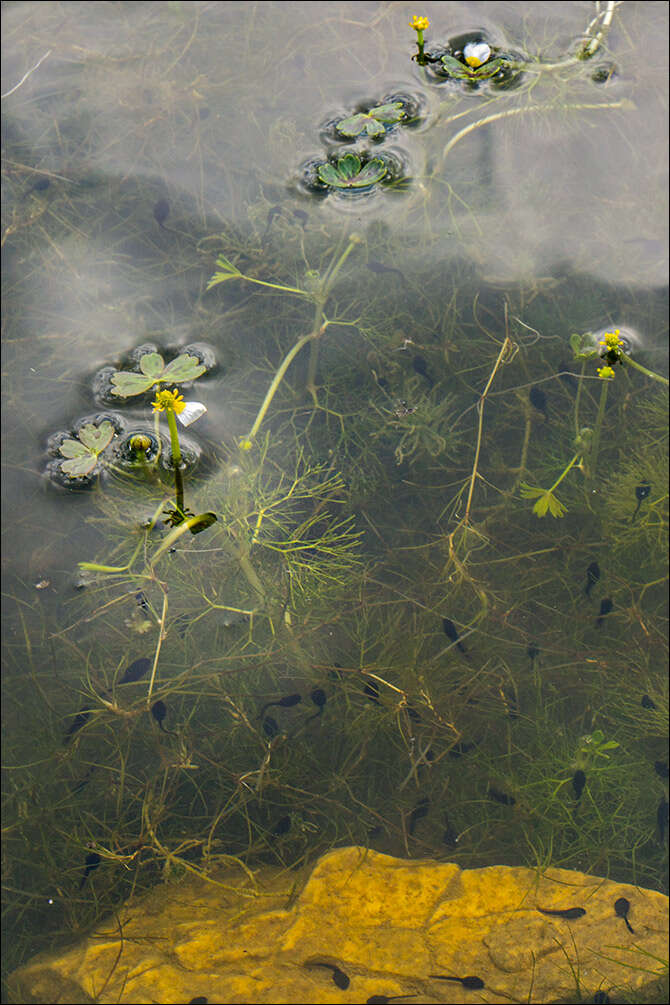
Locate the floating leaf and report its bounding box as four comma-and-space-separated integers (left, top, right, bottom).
111, 372, 157, 397
110, 352, 206, 398
336, 102, 404, 138
58, 421, 116, 478
317, 153, 387, 190
337, 152, 362, 180
59, 439, 89, 459
139, 352, 165, 377
349, 159, 387, 186
317, 163, 346, 187
440, 54, 473, 78
336, 113, 379, 138
61, 454, 100, 477
161, 353, 207, 383
370, 101, 405, 122
440, 53, 505, 79
77, 421, 115, 453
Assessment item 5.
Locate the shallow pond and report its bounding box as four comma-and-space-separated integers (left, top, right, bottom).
2, 1, 668, 993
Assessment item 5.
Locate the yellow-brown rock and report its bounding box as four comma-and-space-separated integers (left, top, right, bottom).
7, 847, 668, 1004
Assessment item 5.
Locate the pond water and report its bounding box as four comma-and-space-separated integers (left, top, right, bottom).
2, 0, 668, 994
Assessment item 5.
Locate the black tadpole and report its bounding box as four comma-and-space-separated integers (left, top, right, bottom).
442, 617, 468, 655
614, 897, 635, 933
488, 785, 516, 806
152, 198, 170, 228
310, 687, 327, 709
259, 693, 302, 718
63, 707, 92, 744
429, 975, 485, 989
595, 597, 613, 627
585, 561, 600, 596
412, 355, 435, 388
118, 657, 152, 685
529, 386, 549, 421
304, 962, 350, 990
79, 852, 101, 889
262, 715, 279, 738
572, 769, 586, 801
632, 481, 651, 522
150, 700, 174, 734
641, 694, 657, 711
367, 996, 417, 1004
537, 906, 586, 920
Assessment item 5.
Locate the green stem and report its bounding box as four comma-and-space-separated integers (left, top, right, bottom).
305, 306, 326, 405
305, 236, 360, 401
588, 379, 609, 482
165, 408, 184, 511
548, 453, 582, 494
573, 361, 587, 437
621, 355, 669, 386
243, 329, 320, 446
235, 276, 310, 297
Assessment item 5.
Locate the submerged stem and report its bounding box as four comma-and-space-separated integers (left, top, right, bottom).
622, 355, 669, 386
588, 379, 609, 482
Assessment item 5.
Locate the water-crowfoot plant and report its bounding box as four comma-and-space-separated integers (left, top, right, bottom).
520, 453, 583, 519
316, 152, 387, 190
109, 350, 207, 398
209, 234, 362, 429
150, 388, 212, 530
335, 102, 406, 139
574, 729, 620, 772
409, 15, 429, 63
56, 419, 117, 479
439, 46, 509, 82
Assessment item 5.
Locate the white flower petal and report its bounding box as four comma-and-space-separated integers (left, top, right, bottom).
177, 402, 207, 427
464, 42, 491, 67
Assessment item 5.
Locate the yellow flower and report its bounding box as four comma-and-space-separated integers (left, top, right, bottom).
410, 15, 429, 32
152, 388, 186, 414
598, 329, 623, 350
597, 365, 615, 380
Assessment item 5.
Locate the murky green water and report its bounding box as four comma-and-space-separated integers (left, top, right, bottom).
2, 1, 668, 996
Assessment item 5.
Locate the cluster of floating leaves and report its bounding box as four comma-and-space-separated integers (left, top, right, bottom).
303, 92, 419, 196
423, 33, 527, 91
44, 344, 215, 489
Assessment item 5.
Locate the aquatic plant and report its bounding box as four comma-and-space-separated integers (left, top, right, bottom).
335, 102, 406, 139
109, 350, 207, 399
55, 418, 117, 479
150, 387, 209, 527
316, 152, 387, 190
409, 14, 429, 62
439, 50, 509, 82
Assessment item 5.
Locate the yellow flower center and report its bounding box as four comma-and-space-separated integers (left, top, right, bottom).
152, 388, 186, 414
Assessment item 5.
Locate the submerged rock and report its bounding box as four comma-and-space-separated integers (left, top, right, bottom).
7, 847, 668, 1004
